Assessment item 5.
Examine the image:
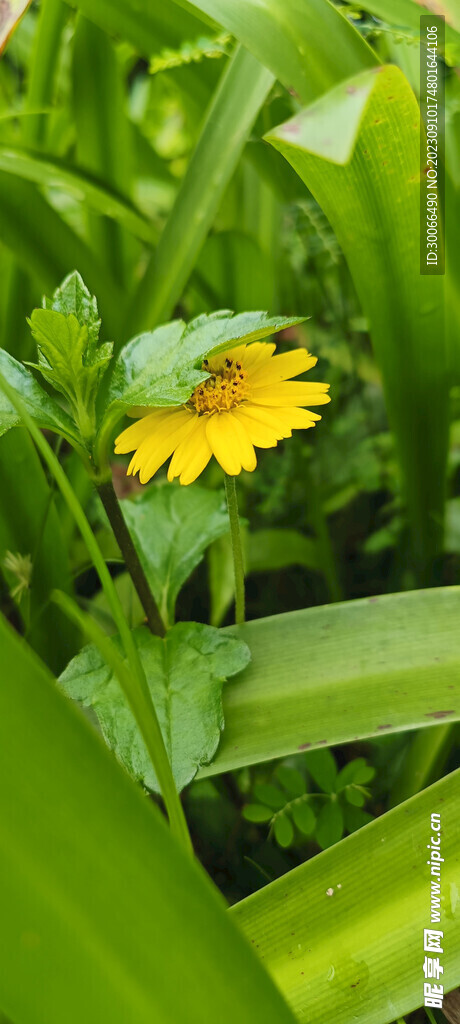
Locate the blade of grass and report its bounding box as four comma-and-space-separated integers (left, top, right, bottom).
175, 0, 377, 103
0, 148, 155, 245
231, 769, 460, 1024
23, 0, 67, 146
124, 45, 274, 334
0, 372, 191, 854
0, 173, 120, 338
266, 65, 448, 582
0, 612, 297, 1024
65, 0, 213, 56
0, 428, 78, 673
72, 15, 134, 284
198, 588, 460, 777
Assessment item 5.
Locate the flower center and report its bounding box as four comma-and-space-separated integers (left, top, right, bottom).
189, 357, 250, 414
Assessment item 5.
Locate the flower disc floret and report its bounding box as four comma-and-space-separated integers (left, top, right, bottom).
115, 341, 330, 486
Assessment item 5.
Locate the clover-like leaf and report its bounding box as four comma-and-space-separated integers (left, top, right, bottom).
0, 348, 80, 443
119, 483, 230, 628
59, 621, 250, 794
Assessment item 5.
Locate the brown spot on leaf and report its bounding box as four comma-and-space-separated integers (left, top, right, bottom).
377, 724, 392, 730
425, 710, 456, 719
298, 742, 311, 750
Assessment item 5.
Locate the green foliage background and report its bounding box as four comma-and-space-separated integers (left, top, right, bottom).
0, 1, 459, 1023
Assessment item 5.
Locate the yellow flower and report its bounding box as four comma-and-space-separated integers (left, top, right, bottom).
114, 341, 330, 486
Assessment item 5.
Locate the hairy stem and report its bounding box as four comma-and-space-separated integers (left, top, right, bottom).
225, 474, 245, 625
97, 478, 165, 637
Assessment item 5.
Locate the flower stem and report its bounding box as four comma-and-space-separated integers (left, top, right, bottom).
97, 478, 165, 638
225, 474, 245, 625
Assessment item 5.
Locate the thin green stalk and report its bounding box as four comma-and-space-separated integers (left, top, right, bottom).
124, 45, 274, 336
303, 456, 343, 603
97, 477, 165, 637
225, 474, 245, 625
0, 373, 192, 856
24, 0, 67, 147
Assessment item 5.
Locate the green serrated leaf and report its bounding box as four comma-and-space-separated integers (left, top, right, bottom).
98, 311, 306, 449
243, 804, 273, 824
0, 348, 80, 444
44, 270, 101, 347
59, 621, 250, 794
305, 748, 337, 793
273, 813, 294, 848
316, 800, 344, 850
28, 308, 112, 436
253, 783, 287, 811
120, 482, 229, 628
291, 801, 316, 836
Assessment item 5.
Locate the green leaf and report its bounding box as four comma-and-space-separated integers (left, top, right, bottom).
198, 588, 460, 779
354, 763, 375, 785
0, 429, 79, 673
179, 0, 376, 103
273, 813, 294, 849
313, 800, 344, 850
99, 310, 304, 448
344, 805, 374, 833
0, 173, 120, 338
253, 783, 286, 811
0, 146, 155, 245
44, 270, 100, 344
120, 482, 230, 628
335, 757, 374, 791
0, 348, 79, 443
0, 0, 31, 52
266, 65, 447, 582
59, 621, 250, 793
72, 16, 137, 284
243, 803, 273, 824
355, 0, 460, 66
275, 765, 305, 798
248, 528, 319, 573
0, 612, 297, 1024
305, 749, 337, 793
124, 46, 274, 333
345, 787, 366, 807
291, 801, 316, 836
232, 771, 460, 1023
64, 0, 213, 57
28, 308, 112, 423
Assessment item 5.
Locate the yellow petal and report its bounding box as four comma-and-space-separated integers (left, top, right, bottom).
115, 409, 175, 454
167, 415, 212, 485
274, 407, 321, 428
233, 408, 281, 449
241, 341, 276, 371
249, 349, 317, 387
206, 411, 257, 475
237, 404, 293, 439
131, 410, 195, 484
250, 381, 331, 407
